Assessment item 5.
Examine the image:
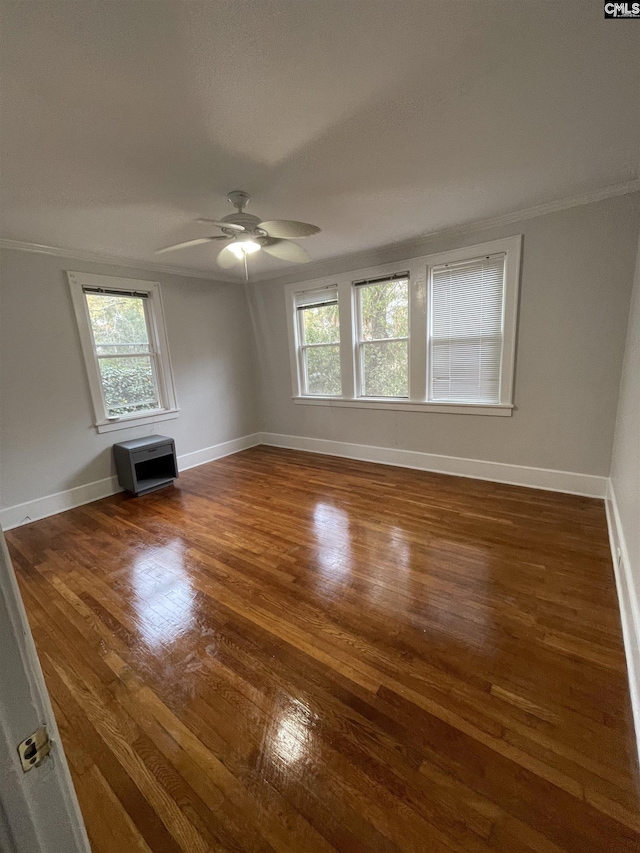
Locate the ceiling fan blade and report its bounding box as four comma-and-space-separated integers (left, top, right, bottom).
216, 245, 241, 269
195, 219, 246, 232
258, 220, 320, 239
155, 236, 228, 254
262, 239, 311, 263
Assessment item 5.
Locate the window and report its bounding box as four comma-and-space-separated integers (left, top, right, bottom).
68, 272, 178, 433
429, 255, 504, 404
286, 235, 521, 416
356, 275, 409, 397
295, 288, 341, 396
85, 292, 160, 417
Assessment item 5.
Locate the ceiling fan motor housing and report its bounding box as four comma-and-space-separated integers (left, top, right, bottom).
220, 211, 266, 240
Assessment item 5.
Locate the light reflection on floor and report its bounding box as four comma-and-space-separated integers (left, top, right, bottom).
130, 539, 196, 647
311, 501, 353, 590
268, 697, 317, 770
367, 524, 412, 604
311, 499, 491, 649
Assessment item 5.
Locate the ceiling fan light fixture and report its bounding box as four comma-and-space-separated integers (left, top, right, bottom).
229, 239, 261, 259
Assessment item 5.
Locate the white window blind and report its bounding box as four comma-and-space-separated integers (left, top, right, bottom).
429, 254, 505, 404
295, 287, 338, 310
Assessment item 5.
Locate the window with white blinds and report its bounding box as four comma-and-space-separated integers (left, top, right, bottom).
429, 254, 505, 404
286, 235, 520, 415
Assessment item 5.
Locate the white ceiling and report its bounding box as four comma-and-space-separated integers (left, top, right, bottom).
1, 1, 639, 280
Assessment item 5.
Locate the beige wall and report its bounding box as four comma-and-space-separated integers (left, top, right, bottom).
250, 193, 640, 476
0, 249, 259, 511
1, 192, 638, 518
611, 232, 640, 595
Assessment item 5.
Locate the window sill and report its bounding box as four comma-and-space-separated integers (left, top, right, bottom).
95, 408, 180, 434
292, 397, 513, 417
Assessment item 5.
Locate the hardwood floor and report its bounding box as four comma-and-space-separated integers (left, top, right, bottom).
7, 446, 640, 852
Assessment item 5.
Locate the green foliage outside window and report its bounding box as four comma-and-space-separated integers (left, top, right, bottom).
360, 281, 408, 340
86, 294, 150, 353
98, 357, 158, 415
306, 346, 341, 395
301, 302, 339, 344
298, 283, 410, 397
301, 301, 342, 395
361, 340, 408, 397
360, 280, 409, 397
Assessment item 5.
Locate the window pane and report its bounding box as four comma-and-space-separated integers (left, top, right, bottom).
301, 302, 340, 345
86, 294, 151, 354
305, 345, 341, 395
360, 280, 408, 340
361, 340, 408, 397
98, 356, 159, 415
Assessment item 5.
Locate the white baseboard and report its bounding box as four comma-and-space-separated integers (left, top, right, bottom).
0, 433, 262, 530
259, 432, 608, 498
0, 476, 122, 531
0, 431, 607, 531
0, 431, 607, 530
176, 433, 261, 471
605, 481, 640, 768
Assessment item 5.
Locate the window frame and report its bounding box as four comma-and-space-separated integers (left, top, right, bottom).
285, 235, 521, 416
68, 272, 179, 433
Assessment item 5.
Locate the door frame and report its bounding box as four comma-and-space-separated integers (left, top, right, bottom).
0, 528, 90, 852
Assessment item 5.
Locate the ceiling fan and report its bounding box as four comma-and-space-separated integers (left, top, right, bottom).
156, 190, 320, 272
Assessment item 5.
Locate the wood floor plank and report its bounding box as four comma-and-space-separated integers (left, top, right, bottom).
7, 446, 639, 852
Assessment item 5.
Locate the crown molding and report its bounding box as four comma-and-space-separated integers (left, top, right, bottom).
250, 178, 640, 284
1, 178, 638, 286
0, 238, 239, 283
